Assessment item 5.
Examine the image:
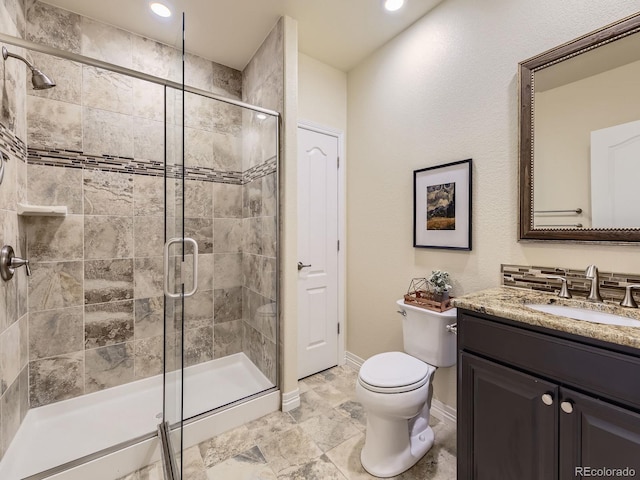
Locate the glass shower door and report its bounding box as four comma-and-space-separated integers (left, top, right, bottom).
161, 12, 188, 480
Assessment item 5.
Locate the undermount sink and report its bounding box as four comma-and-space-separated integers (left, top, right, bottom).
526, 304, 640, 327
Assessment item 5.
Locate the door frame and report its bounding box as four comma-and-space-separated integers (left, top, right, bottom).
297, 120, 346, 369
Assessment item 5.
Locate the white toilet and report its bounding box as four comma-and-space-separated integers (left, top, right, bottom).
356, 299, 457, 477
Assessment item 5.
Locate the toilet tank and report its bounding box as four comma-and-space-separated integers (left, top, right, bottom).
396, 299, 457, 368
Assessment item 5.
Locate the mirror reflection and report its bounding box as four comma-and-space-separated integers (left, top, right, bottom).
532, 31, 640, 230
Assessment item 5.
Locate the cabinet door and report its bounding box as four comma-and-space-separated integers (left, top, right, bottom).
459, 353, 558, 480
559, 388, 640, 479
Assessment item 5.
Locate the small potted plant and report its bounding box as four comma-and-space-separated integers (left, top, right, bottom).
427, 270, 452, 302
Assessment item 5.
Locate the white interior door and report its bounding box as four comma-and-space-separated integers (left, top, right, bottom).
591, 119, 640, 228
297, 126, 339, 379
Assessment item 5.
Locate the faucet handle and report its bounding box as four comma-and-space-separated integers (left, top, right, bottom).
0, 245, 31, 281
620, 284, 640, 308
546, 275, 572, 299
10, 256, 31, 276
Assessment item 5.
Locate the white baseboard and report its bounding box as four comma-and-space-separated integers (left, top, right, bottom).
345, 351, 457, 427
430, 398, 457, 427
345, 351, 364, 370
281, 388, 300, 412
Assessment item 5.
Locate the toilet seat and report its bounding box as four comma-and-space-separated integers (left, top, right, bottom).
359, 352, 434, 394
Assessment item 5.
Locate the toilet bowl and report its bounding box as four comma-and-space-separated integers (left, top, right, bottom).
356, 300, 457, 477
356, 351, 436, 477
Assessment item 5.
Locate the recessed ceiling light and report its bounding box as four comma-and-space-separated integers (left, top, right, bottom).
384, 0, 405, 11
150, 2, 172, 18
256, 113, 267, 120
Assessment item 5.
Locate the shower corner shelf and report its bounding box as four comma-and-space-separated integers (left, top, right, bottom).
17, 203, 68, 217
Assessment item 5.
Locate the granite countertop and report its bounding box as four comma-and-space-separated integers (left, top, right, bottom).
452, 286, 640, 350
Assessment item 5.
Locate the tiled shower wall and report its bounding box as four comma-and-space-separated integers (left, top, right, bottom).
0, 0, 29, 460
21, 1, 280, 407
240, 19, 283, 384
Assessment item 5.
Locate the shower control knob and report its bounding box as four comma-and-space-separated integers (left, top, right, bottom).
0, 245, 31, 281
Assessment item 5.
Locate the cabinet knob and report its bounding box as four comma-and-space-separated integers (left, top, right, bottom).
541, 393, 554, 406
561, 401, 574, 414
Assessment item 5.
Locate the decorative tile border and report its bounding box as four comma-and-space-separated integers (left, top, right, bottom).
0, 123, 27, 162
243, 156, 277, 183
26, 147, 278, 185
502, 264, 640, 302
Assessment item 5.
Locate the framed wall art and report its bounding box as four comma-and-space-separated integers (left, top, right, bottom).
413, 159, 472, 250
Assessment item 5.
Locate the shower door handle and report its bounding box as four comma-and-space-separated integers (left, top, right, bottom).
0, 151, 5, 186
163, 237, 199, 299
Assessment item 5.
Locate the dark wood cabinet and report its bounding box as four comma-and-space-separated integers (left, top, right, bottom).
458, 309, 640, 480
459, 353, 557, 480
559, 388, 640, 479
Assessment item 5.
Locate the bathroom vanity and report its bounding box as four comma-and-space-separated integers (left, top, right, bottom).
454, 287, 640, 480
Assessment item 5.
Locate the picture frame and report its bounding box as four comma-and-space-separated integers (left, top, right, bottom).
413, 159, 472, 250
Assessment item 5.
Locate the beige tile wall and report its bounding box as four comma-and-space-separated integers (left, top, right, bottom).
240, 19, 283, 385
22, 1, 280, 407
0, 0, 281, 462
0, 0, 29, 461
0, 0, 283, 464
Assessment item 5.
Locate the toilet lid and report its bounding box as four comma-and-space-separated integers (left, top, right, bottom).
359, 352, 433, 391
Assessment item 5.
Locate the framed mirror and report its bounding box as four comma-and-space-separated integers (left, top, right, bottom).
519, 12, 640, 242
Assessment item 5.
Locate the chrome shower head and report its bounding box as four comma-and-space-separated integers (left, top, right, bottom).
2, 46, 56, 90
30, 68, 56, 90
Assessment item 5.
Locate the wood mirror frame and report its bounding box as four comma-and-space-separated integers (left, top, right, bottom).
519, 12, 640, 243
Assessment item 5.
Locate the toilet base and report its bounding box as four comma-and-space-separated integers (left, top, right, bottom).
360, 425, 435, 478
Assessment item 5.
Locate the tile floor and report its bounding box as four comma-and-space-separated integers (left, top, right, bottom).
119, 365, 457, 479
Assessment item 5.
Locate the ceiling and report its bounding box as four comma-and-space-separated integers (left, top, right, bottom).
41, 0, 443, 72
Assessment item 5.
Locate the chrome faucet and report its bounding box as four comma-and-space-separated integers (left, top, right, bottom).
546, 274, 572, 299
585, 265, 603, 302
620, 284, 640, 308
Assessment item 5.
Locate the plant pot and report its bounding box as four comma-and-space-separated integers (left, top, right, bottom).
432, 291, 449, 303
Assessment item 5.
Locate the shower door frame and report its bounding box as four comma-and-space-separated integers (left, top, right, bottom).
0, 33, 279, 117
0, 31, 281, 480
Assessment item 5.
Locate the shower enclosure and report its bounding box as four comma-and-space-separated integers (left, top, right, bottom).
0, 8, 280, 480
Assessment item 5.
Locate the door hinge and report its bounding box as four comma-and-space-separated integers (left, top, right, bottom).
337, 240, 340, 251
337, 156, 340, 168
337, 323, 340, 334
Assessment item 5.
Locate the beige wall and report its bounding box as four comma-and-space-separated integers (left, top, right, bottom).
346, 0, 640, 409
281, 16, 300, 400
298, 53, 348, 133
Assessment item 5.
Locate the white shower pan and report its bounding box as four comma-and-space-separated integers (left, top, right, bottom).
0, 353, 277, 480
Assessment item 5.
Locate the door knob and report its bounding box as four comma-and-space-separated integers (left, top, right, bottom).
297, 261, 312, 271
